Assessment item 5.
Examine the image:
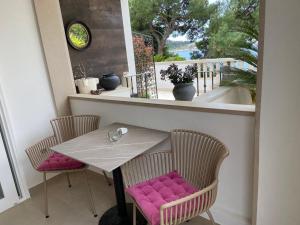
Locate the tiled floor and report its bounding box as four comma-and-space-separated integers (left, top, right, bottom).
0, 171, 214, 225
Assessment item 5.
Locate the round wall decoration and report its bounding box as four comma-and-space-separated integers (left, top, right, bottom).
66, 21, 91, 50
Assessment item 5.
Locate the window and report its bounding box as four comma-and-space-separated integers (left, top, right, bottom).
117, 0, 259, 106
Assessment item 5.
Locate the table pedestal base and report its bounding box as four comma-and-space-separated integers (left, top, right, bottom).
99, 203, 147, 225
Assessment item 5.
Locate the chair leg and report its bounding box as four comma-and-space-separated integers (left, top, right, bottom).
66, 173, 72, 188
84, 170, 97, 217
43, 172, 49, 218
133, 203, 136, 225
207, 209, 216, 225
103, 171, 112, 186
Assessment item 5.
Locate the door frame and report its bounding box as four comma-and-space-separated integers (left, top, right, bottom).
0, 83, 30, 204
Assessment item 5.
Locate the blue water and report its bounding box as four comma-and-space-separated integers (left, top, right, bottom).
173, 50, 202, 60
174, 50, 193, 60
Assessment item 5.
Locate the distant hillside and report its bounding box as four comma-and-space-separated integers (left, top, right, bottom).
166, 40, 198, 51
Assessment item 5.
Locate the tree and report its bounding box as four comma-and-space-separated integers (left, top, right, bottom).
197, 0, 259, 100
129, 0, 213, 55
190, 51, 203, 59
194, 0, 226, 58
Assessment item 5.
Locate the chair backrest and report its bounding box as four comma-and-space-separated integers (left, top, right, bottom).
171, 129, 229, 189
50, 115, 100, 144
25, 136, 57, 170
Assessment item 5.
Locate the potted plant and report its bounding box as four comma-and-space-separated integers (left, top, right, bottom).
160, 64, 197, 101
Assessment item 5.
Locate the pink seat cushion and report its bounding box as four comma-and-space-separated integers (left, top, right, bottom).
37, 152, 85, 171
126, 171, 199, 225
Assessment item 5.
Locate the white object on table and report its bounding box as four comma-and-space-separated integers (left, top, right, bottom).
117, 127, 128, 135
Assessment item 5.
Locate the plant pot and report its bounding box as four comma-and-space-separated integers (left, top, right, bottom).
173, 83, 196, 101
100, 73, 120, 90
74, 78, 99, 94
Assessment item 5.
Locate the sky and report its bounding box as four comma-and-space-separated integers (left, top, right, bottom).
168, 0, 219, 42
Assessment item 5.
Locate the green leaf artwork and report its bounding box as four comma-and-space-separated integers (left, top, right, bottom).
67, 22, 91, 50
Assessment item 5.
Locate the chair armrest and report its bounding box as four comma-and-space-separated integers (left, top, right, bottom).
25, 136, 57, 170
121, 151, 173, 188
160, 180, 218, 225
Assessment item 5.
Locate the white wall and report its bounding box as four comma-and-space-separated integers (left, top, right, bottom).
0, 0, 57, 188
71, 99, 255, 225
256, 0, 300, 225
212, 87, 253, 105
195, 87, 253, 105
33, 0, 76, 116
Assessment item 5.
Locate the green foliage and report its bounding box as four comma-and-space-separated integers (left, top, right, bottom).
139, 93, 151, 98
196, 0, 259, 101
154, 46, 185, 62
197, 0, 259, 58
154, 54, 166, 62
129, 0, 212, 55
164, 56, 186, 61
190, 51, 203, 59
161, 64, 197, 84
154, 51, 185, 62
68, 23, 89, 49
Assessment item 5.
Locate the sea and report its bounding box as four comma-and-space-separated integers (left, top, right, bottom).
172, 50, 200, 60
176, 50, 192, 60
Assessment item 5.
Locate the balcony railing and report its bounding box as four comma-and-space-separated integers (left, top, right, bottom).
124, 58, 253, 99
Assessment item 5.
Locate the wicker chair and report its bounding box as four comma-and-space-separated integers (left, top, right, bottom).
26, 136, 97, 218
50, 115, 111, 186
121, 129, 229, 225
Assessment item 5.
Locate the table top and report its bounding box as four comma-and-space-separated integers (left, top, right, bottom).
51, 123, 169, 172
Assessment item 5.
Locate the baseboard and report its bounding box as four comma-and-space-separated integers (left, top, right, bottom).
5, 173, 60, 214
201, 205, 251, 225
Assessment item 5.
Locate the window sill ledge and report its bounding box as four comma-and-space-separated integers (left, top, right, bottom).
69, 94, 255, 116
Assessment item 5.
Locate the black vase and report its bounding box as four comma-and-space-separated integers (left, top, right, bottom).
172, 83, 196, 101
100, 73, 120, 90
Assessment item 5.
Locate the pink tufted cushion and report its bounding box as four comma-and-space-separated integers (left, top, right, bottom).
126, 171, 199, 225
37, 152, 85, 172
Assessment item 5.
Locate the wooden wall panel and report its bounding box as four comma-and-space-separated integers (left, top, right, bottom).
59, 0, 128, 80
